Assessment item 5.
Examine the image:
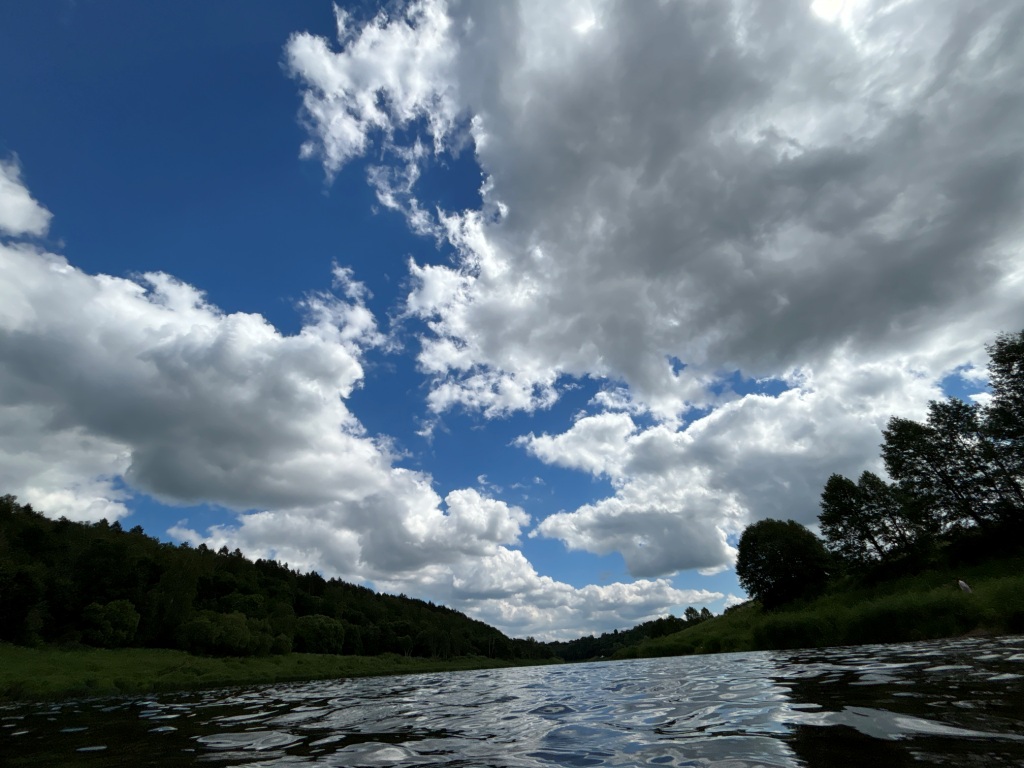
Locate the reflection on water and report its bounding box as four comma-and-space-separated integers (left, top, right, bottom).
2, 635, 1023, 767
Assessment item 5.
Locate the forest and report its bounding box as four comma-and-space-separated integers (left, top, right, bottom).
0, 496, 552, 662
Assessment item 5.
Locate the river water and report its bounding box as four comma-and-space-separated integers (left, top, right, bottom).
3, 635, 1023, 767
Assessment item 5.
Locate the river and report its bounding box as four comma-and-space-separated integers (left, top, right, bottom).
2, 635, 1023, 766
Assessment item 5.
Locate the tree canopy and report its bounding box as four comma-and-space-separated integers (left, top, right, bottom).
736, 519, 830, 609
817, 329, 1024, 571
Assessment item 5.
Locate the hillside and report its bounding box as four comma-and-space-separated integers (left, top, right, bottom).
617, 541, 1024, 659
0, 494, 550, 662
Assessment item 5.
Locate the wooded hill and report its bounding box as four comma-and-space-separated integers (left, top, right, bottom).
0, 495, 552, 661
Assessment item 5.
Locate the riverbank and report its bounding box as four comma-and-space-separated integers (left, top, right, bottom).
0, 646, 554, 702
622, 554, 1024, 658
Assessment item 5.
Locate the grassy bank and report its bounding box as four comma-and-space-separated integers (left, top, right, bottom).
622, 554, 1024, 658
0, 646, 552, 702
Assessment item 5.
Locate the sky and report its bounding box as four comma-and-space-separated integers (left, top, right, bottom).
0, 0, 1020, 641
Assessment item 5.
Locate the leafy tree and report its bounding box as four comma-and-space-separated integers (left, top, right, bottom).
177, 611, 251, 656
819, 471, 928, 565
983, 330, 1024, 512
0, 492, 546, 661
736, 519, 830, 609
294, 614, 345, 654
986, 330, 1024, 442
883, 398, 1020, 532
82, 599, 140, 647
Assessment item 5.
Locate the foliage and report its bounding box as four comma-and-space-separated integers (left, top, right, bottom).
736, 519, 830, 609
626, 553, 1024, 658
82, 600, 140, 648
819, 471, 930, 565
0, 496, 553, 662
821, 329, 1024, 569
545, 608, 712, 662
294, 614, 346, 655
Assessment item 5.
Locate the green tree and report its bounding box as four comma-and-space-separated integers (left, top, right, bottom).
983, 330, 1024, 514
819, 471, 927, 565
82, 599, 140, 647
177, 611, 251, 656
883, 399, 1019, 532
294, 614, 345, 654
736, 519, 830, 609
986, 330, 1024, 443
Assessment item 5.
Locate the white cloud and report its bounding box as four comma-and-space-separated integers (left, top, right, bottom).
376, 545, 722, 641
0, 163, 721, 637
0, 234, 538, 585
526, 353, 945, 577
6, 0, 1023, 640
286, 1, 460, 176
0, 158, 52, 237
292, 0, 1022, 580
294, 0, 1023, 415
723, 593, 748, 610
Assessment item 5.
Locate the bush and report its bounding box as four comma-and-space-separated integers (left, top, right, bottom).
842, 591, 983, 645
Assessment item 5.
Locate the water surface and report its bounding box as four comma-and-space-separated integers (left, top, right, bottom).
3, 635, 1023, 766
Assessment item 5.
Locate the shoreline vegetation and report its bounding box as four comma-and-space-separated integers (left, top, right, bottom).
3, 548, 1020, 703
4, 546, 1020, 702
618, 552, 1024, 660
0, 646, 552, 702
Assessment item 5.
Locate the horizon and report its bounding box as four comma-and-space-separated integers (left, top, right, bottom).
0, 0, 1015, 640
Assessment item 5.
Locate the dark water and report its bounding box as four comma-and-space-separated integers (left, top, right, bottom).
3, 636, 1023, 767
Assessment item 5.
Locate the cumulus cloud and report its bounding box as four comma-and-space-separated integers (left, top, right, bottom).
0, 233, 535, 579
0, 164, 716, 636
375, 545, 722, 640
286, 1, 460, 175
293, 0, 1023, 410
525, 354, 945, 576
0, 158, 52, 237
292, 0, 1023, 577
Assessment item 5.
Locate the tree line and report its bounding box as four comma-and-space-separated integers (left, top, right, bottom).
0, 497, 552, 661
738, 330, 1024, 609
547, 607, 713, 662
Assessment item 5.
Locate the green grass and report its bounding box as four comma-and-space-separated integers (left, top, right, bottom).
623, 554, 1024, 659
0, 647, 554, 702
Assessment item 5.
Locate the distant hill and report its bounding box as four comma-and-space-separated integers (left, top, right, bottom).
0, 494, 552, 661
546, 608, 714, 662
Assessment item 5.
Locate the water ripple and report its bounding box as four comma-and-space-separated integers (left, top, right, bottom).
2, 635, 1024, 766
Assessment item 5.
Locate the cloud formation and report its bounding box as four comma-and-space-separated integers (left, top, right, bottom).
290, 0, 1023, 578
0, 158, 52, 237
4, 0, 1021, 638
0, 161, 717, 637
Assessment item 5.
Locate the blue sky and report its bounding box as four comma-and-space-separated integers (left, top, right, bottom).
0, 0, 1016, 639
